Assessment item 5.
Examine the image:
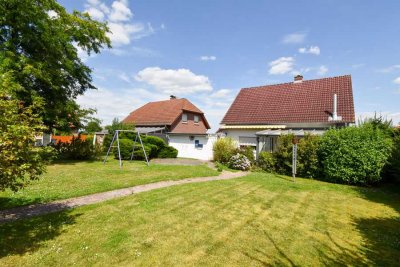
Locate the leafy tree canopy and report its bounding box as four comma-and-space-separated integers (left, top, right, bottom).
84, 119, 103, 134
0, 0, 111, 132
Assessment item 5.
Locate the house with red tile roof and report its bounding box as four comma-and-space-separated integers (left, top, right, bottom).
123, 96, 215, 160
220, 75, 355, 156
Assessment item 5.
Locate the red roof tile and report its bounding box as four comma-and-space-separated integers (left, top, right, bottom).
123, 98, 210, 129
221, 75, 355, 125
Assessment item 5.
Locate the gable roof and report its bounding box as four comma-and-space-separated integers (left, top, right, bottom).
221, 75, 355, 125
123, 98, 210, 129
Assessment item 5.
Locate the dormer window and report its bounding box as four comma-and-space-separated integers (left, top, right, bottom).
182, 113, 188, 122
194, 115, 199, 123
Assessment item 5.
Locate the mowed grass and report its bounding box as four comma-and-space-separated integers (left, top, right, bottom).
1, 173, 399, 266
0, 159, 219, 210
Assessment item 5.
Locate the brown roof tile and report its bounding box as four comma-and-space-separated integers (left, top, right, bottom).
123, 98, 210, 129
221, 75, 355, 125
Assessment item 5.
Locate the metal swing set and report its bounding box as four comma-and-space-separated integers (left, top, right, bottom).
103, 130, 149, 168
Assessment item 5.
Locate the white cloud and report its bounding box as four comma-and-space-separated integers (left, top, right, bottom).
84, 0, 154, 47
282, 33, 306, 44
377, 65, 400, 73
268, 57, 295, 75
210, 89, 232, 98
135, 67, 213, 95
393, 77, 400, 84
77, 87, 165, 125
317, 65, 328, 75
298, 46, 320, 55
200, 56, 217, 61
109, 0, 132, 22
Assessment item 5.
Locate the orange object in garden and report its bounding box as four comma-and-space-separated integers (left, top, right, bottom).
52, 135, 87, 144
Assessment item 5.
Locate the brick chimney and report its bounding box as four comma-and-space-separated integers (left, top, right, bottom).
294, 74, 303, 83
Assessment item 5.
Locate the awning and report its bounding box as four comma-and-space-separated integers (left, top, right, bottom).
220, 125, 286, 130
136, 127, 166, 134
256, 129, 325, 136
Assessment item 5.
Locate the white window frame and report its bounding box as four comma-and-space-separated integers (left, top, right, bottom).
194, 115, 199, 124
182, 113, 188, 123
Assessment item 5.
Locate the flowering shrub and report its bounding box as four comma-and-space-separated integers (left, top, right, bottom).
229, 153, 251, 171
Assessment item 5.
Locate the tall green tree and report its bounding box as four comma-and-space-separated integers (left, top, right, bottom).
0, 74, 47, 191
0, 0, 111, 131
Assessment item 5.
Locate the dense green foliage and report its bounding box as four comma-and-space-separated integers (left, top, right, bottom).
319, 125, 393, 185
157, 146, 178, 158
83, 119, 102, 134
257, 151, 275, 173
297, 134, 321, 178
273, 134, 294, 175
52, 136, 101, 160
213, 137, 237, 163
384, 129, 400, 181
112, 139, 151, 161
0, 0, 111, 131
0, 82, 47, 191
238, 146, 255, 163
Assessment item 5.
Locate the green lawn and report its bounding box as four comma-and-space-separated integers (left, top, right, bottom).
0, 159, 219, 210
1, 172, 399, 266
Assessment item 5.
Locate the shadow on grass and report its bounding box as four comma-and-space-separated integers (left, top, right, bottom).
0, 197, 45, 211
0, 210, 80, 258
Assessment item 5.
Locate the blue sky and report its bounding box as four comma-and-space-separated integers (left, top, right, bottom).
59, 0, 400, 130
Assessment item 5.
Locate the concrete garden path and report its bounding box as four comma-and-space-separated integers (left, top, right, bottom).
0, 171, 247, 223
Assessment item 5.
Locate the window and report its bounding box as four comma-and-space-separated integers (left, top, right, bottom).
195, 140, 203, 149
194, 115, 199, 123
182, 113, 187, 122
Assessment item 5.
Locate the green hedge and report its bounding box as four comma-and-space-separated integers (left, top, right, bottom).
319, 125, 393, 185
112, 139, 151, 160
157, 146, 178, 158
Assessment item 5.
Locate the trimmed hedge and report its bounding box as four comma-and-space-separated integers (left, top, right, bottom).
318, 125, 393, 185
157, 146, 178, 158
297, 134, 321, 179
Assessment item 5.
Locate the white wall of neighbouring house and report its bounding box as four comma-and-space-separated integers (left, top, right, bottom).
168, 135, 217, 161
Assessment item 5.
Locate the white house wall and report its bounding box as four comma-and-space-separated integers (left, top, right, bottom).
222, 129, 258, 146
168, 135, 217, 161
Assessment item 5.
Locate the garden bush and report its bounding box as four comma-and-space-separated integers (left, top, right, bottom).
257, 151, 275, 172
142, 135, 167, 149
112, 139, 151, 160
229, 153, 251, 171
157, 146, 178, 158
273, 134, 294, 175
239, 146, 255, 163
297, 134, 321, 178
318, 125, 393, 185
213, 137, 237, 163
53, 136, 101, 160
383, 128, 400, 182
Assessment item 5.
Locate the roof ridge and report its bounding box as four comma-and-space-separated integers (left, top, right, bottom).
241, 74, 352, 90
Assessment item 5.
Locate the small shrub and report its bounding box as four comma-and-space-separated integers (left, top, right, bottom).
318, 125, 393, 185
146, 144, 159, 158
297, 134, 321, 178
213, 137, 237, 163
142, 135, 167, 149
214, 162, 224, 172
113, 139, 151, 160
273, 134, 294, 175
53, 136, 101, 160
229, 153, 251, 171
157, 146, 178, 158
257, 151, 275, 173
239, 146, 255, 163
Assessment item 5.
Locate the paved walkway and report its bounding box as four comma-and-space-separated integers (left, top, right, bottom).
0, 171, 247, 223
